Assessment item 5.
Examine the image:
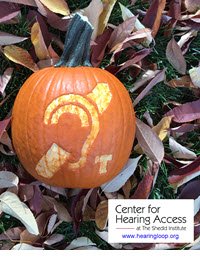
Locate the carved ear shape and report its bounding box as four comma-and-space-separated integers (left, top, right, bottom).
87, 83, 112, 114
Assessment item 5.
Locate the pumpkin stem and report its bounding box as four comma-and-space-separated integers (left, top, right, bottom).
55, 13, 93, 67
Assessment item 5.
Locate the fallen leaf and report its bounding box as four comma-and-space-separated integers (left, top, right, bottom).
29, 185, 43, 215
185, 0, 200, 13
48, 44, 59, 58
101, 156, 142, 192
166, 75, 195, 88
119, 2, 153, 45
0, 3, 20, 24
189, 66, 200, 88
131, 174, 154, 199
142, 0, 166, 37
0, 191, 39, 235
177, 30, 197, 55
0, 171, 19, 188
44, 233, 65, 246
153, 116, 172, 141
165, 99, 200, 123
37, 58, 59, 69
169, 157, 200, 187
31, 22, 50, 60
0, 227, 24, 241
118, 48, 151, 73
12, 243, 43, 250
20, 211, 50, 243
1, 0, 37, 6
178, 179, 200, 199
133, 70, 165, 106
194, 195, 200, 216
3, 45, 39, 72
169, 136, 197, 160
0, 131, 15, 155
130, 70, 159, 93
168, 0, 181, 20
38, 0, 70, 16
108, 16, 136, 50
0, 67, 13, 95
0, 31, 27, 46
64, 237, 97, 250
82, 0, 103, 40
166, 38, 187, 75
171, 123, 200, 138
0, 117, 11, 139
91, 28, 112, 67
47, 213, 57, 234
95, 200, 108, 230
98, 0, 117, 35
135, 118, 164, 164
43, 195, 72, 222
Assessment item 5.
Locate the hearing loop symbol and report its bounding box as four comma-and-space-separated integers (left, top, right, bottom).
35, 83, 113, 178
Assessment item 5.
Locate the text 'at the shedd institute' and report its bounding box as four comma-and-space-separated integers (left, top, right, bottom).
108, 199, 194, 243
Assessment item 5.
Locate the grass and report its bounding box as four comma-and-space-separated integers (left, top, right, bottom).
0, 0, 200, 248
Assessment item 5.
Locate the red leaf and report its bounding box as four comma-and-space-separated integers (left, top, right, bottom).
1, 0, 37, 6
142, 0, 166, 37
165, 99, 200, 123
178, 180, 200, 199
133, 69, 165, 106
108, 16, 136, 50
168, 0, 181, 20
166, 38, 186, 75
0, 2, 20, 23
91, 28, 112, 67
118, 48, 151, 73
0, 118, 11, 139
131, 174, 154, 199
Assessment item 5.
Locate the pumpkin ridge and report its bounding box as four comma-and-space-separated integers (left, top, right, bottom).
25, 70, 51, 169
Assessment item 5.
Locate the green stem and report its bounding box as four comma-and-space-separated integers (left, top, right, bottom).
55, 13, 93, 67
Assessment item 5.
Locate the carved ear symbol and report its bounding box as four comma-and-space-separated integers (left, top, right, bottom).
36, 83, 113, 178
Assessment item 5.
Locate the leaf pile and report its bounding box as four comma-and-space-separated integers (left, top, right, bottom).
0, 0, 200, 250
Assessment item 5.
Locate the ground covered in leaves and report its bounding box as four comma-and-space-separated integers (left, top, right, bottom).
0, 0, 200, 250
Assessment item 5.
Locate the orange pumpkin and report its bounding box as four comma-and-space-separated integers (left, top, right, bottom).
11, 14, 135, 188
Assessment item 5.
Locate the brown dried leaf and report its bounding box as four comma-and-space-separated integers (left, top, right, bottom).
95, 200, 108, 230
0, 117, 10, 139
1, 0, 36, 6
3, 45, 39, 72
167, 75, 195, 88
131, 174, 154, 199
135, 118, 164, 164
98, 0, 117, 35
38, 0, 70, 16
166, 38, 186, 75
142, 0, 166, 37
108, 17, 136, 50
31, 22, 50, 60
43, 196, 72, 222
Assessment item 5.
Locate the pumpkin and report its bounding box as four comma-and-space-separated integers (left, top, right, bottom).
11, 14, 136, 188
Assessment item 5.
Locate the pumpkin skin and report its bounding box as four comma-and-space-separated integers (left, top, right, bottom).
12, 66, 135, 188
